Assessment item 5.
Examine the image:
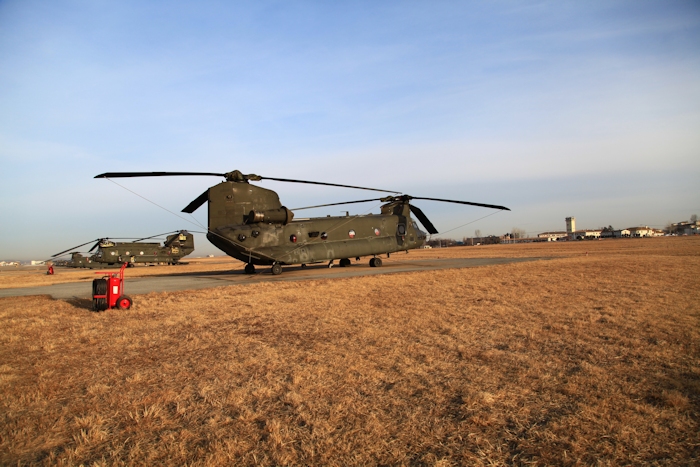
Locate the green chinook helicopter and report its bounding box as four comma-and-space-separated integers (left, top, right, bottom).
95, 170, 509, 275
52, 231, 195, 268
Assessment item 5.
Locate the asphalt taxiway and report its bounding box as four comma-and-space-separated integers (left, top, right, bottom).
0, 257, 543, 300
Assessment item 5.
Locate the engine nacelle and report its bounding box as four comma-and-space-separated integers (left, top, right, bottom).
246, 207, 294, 225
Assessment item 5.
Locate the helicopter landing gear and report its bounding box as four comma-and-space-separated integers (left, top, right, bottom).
301, 263, 307, 269
369, 257, 383, 268
244, 263, 255, 274
271, 262, 282, 275
327, 260, 334, 268
339, 258, 351, 267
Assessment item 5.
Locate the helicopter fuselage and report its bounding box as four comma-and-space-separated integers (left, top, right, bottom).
63, 232, 195, 268
203, 180, 426, 266
208, 212, 426, 266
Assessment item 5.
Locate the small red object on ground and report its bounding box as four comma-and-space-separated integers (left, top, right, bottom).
46, 265, 54, 275
92, 263, 132, 312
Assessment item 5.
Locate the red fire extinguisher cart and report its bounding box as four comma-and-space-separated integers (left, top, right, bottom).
92, 263, 132, 311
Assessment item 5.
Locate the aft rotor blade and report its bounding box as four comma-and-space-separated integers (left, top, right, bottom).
261, 177, 398, 194
182, 190, 210, 213
410, 197, 510, 211
409, 204, 439, 235
291, 198, 383, 211
95, 172, 226, 178
51, 239, 99, 258
132, 231, 179, 242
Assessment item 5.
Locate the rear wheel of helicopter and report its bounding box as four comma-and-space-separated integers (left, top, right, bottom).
369, 257, 383, 268
244, 263, 255, 274
339, 258, 351, 267
271, 262, 282, 275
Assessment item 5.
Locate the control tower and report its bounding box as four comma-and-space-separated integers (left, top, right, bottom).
566, 217, 576, 236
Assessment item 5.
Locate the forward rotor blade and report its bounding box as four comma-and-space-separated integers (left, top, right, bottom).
409, 204, 439, 235
95, 170, 398, 193
88, 240, 103, 252
95, 172, 225, 178
410, 197, 510, 211
291, 198, 383, 211
182, 190, 209, 213
261, 177, 398, 193
51, 239, 99, 258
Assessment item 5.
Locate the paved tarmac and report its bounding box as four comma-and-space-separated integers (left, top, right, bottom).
0, 257, 543, 300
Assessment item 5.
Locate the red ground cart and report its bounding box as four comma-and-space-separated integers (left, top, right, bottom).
92, 263, 132, 311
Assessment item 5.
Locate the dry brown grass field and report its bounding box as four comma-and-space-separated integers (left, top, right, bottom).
1, 237, 698, 466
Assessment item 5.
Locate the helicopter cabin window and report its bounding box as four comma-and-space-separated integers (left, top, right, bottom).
308, 231, 320, 238
397, 224, 406, 235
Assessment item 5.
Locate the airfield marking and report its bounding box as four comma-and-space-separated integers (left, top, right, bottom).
0, 257, 545, 300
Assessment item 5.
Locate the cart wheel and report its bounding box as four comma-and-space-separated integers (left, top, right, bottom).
92, 279, 108, 312
93, 298, 108, 312
116, 295, 133, 310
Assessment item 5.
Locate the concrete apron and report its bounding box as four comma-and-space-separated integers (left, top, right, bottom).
0, 257, 544, 300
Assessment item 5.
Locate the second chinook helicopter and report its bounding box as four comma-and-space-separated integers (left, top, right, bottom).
95, 170, 509, 275
53, 231, 195, 268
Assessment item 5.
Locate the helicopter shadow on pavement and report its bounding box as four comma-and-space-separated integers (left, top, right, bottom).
144, 262, 344, 279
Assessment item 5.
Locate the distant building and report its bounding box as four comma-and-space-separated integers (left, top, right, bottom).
30, 260, 46, 266
628, 226, 655, 237
572, 229, 602, 240
566, 217, 576, 237
538, 231, 567, 241
671, 221, 700, 235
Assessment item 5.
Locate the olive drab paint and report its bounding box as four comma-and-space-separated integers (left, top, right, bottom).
62, 231, 195, 268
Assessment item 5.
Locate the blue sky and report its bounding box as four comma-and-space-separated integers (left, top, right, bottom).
1, 1, 699, 260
